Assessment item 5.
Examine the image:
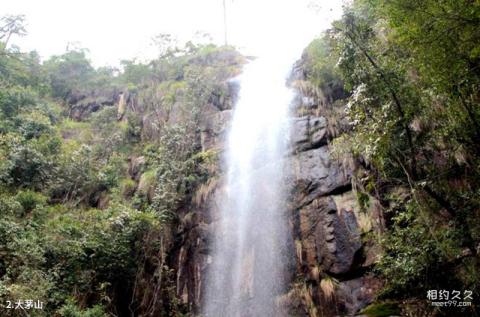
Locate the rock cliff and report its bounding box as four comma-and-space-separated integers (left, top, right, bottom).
167, 57, 384, 317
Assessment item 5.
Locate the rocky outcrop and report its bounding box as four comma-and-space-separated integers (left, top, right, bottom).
279, 56, 384, 316
208, 80, 240, 111
287, 147, 351, 208
200, 110, 232, 151
297, 196, 361, 275
291, 116, 328, 152
67, 88, 123, 121
283, 130, 382, 316
128, 156, 146, 181
199, 79, 240, 152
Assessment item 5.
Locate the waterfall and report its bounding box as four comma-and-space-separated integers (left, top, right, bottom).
203, 55, 295, 316
203, 2, 344, 316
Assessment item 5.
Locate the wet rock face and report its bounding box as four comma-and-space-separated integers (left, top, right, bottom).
285, 114, 384, 316
291, 116, 328, 152
337, 276, 383, 314
167, 90, 235, 314
287, 147, 351, 208
209, 80, 240, 111
200, 110, 232, 151
175, 213, 208, 308
297, 196, 361, 276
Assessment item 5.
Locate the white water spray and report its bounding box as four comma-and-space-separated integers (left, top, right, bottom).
204, 1, 344, 316
204, 55, 294, 316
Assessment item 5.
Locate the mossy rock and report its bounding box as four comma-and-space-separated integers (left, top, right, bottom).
359, 302, 400, 317
120, 178, 137, 198
137, 169, 157, 201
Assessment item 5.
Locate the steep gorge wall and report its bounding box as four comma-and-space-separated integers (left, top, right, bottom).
170, 58, 385, 316
283, 101, 383, 317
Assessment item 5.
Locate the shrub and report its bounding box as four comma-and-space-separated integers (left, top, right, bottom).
360, 302, 400, 317
59, 298, 107, 317
15, 190, 47, 214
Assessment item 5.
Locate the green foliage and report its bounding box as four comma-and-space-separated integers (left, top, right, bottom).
360, 302, 400, 317
59, 299, 107, 317
377, 199, 463, 295
120, 178, 136, 198
43, 50, 96, 99
0, 16, 242, 316
0, 132, 59, 189
305, 0, 480, 306
15, 190, 47, 214
17, 110, 54, 139
120, 59, 153, 87
147, 124, 198, 218
0, 85, 37, 124
302, 36, 345, 102
1, 191, 159, 315
48, 144, 101, 203
43, 204, 158, 301
89, 107, 130, 156
125, 112, 143, 143
98, 152, 127, 189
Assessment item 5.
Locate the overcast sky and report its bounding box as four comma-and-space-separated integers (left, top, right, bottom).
2, 0, 344, 67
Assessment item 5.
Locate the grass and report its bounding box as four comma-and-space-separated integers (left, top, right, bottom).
193, 177, 218, 206
320, 276, 336, 301
358, 212, 373, 233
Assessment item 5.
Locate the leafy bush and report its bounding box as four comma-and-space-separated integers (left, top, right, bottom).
17, 110, 54, 139
15, 190, 47, 214
58, 298, 107, 317
360, 302, 400, 317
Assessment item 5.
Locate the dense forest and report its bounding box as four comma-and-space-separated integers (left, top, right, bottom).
0, 0, 479, 316
0, 13, 244, 316
299, 0, 480, 315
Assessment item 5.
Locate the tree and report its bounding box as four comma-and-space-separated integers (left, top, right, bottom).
307, 0, 480, 304
43, 49, 95, 100
0, 15, 26, 49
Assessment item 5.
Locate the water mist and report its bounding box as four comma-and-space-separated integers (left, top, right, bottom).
203, 2, 343, 316
203, 55, 294, 316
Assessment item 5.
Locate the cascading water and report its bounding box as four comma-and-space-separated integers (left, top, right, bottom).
203, 55, 295, 316
203, 2, 344, 316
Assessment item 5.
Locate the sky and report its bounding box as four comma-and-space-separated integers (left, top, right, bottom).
1, 0, 345, 67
